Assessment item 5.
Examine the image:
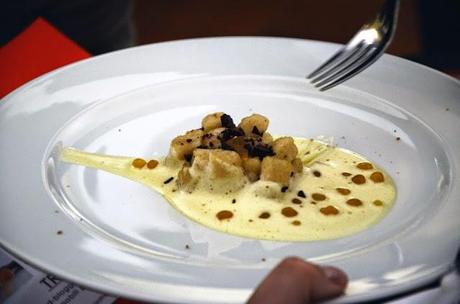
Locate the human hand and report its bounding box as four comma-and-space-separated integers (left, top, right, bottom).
0, 266, 15, 297
248, 257, 348, 304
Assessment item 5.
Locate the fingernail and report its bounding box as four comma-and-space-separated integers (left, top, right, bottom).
323, 266, 347, 286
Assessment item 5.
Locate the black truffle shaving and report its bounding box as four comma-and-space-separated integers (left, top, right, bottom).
163, 177, 174, 184
220, 114, 236, 128
219, 127, 244, 141
252, 126, 262, 136
184, 154, 192, 162
221, 142, 234, 151
245, 142, 275, 159
244, 137, 254, 144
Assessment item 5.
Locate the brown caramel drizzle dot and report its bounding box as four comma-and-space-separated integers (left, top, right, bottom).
342, 172, 352, 177
216, 210, 234, 220
357, 162, 374, 170
292, 220, 301, 226
320, 205, 339, 215
146, 159, 159, 169
311, 193, 326, 201
132, 158, 146, 169
281, 207, 298, 217
346, 198, 363, 207
291, 198, 302, 205
370, 172, 385, 183
313, 170, 322, 177
259, 212, 271, 219
336, 188, 351, 195
373, 200, 384, 206
351, 174, 366, 184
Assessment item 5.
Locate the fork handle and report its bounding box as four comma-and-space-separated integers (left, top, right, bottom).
378, 0, 400, 26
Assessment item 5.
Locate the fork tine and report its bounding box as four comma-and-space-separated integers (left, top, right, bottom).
310, 42, 367, 84
314, 44, 376, 88
316, 46, 378, 91
317, 46, 383, 91
308, 0, 400, 91
307, 46, 348, 79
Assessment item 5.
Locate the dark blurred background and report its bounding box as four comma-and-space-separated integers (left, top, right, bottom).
133, 0, 421, 56
132, 0, 460, 70
3, 0, 460, 71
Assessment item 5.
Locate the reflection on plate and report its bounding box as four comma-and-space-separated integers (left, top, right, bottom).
1, 38, 459, 304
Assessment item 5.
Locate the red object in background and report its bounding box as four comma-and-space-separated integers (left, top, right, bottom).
0, 17, 91, 98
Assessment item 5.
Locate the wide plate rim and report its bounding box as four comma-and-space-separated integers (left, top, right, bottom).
1, 37, 459, 303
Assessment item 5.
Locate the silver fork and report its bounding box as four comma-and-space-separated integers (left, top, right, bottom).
307, 0, 400, 91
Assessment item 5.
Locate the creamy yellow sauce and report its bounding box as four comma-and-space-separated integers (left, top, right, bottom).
61, 138, 396, 241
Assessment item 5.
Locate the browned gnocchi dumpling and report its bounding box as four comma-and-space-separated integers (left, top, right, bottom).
261, 132, 273, 144
192, 149, 243, 179
272, 137, 298, 162
201, 127, 225, 149
292, 157, 303, 173
169, 129, 203, 161
176, 165, 196, 191
238, 114, 269, 136
243, 157, 261, 182
201, 112, 224, 132
260, 156, 293, 186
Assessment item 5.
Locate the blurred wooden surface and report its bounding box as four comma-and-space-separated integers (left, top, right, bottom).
134, 0, 421, 57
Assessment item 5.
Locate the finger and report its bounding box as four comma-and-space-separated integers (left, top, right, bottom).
247, 257, 348, 304
310, 265, 348, 301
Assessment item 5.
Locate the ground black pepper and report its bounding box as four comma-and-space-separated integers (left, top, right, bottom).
163, 177, 174, 184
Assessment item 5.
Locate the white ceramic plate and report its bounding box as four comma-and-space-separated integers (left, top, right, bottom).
1, 37, 459, 304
